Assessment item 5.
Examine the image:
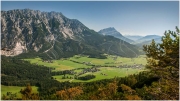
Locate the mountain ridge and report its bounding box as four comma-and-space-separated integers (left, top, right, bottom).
128, 35, 162, 49
1, 9, 139, 59
124, 35, 143, 41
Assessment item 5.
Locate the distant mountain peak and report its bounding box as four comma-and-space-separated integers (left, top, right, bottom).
98, 27, 134, 43
99, 27, 116, 32
108, 27, 115, 29
98, 27, 122, 37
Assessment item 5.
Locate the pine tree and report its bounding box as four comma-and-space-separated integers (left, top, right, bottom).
20, 83, 40, 100
143, 26, 179, 74
142, 27, 179, 100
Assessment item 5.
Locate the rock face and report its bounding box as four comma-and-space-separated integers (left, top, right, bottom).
1, 9, 139, 59
1, 42, 27, 56
1, 9, 87, 56
98, 27, 134, 43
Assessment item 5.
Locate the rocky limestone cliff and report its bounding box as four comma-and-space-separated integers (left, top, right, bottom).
1, 9, 87, 56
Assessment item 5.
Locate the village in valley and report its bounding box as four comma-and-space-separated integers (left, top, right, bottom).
24, 55, 147, 82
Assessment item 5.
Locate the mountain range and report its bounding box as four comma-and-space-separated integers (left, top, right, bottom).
130, 35, 162, 48
98, 27, 162, 48
124, 35, 143, 41
136, 35, 161, 43
1, 9, 139, 59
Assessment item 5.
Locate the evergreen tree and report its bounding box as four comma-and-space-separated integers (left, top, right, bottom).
20, 83, 40, 100
143, 27, 179, 100
143, 26, 179, 73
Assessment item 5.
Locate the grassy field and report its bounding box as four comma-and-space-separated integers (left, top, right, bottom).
70, 55, 147, 66
24, 58, 91, 71
53, 67, 147, 82
1, 85, 38, 99
24, 55, 147, 82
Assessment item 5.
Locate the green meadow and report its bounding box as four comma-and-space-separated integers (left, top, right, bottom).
24, 55, 147, 82
1, 85, 38, 99
24, 57, 91, 71
53, 67, 146, 82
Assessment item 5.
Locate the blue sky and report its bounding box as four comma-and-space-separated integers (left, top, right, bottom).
1, 1, 179, 36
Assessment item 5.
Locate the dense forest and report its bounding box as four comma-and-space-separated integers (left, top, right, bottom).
1, 27, 179, 100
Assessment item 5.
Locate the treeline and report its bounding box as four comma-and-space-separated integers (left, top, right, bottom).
77, 75, 96, 80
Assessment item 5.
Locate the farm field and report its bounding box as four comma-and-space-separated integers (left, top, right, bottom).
25, 55, 147, 82
53, 67, 146, 82
1, 85, 38, 99
24, 57, 91, 71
